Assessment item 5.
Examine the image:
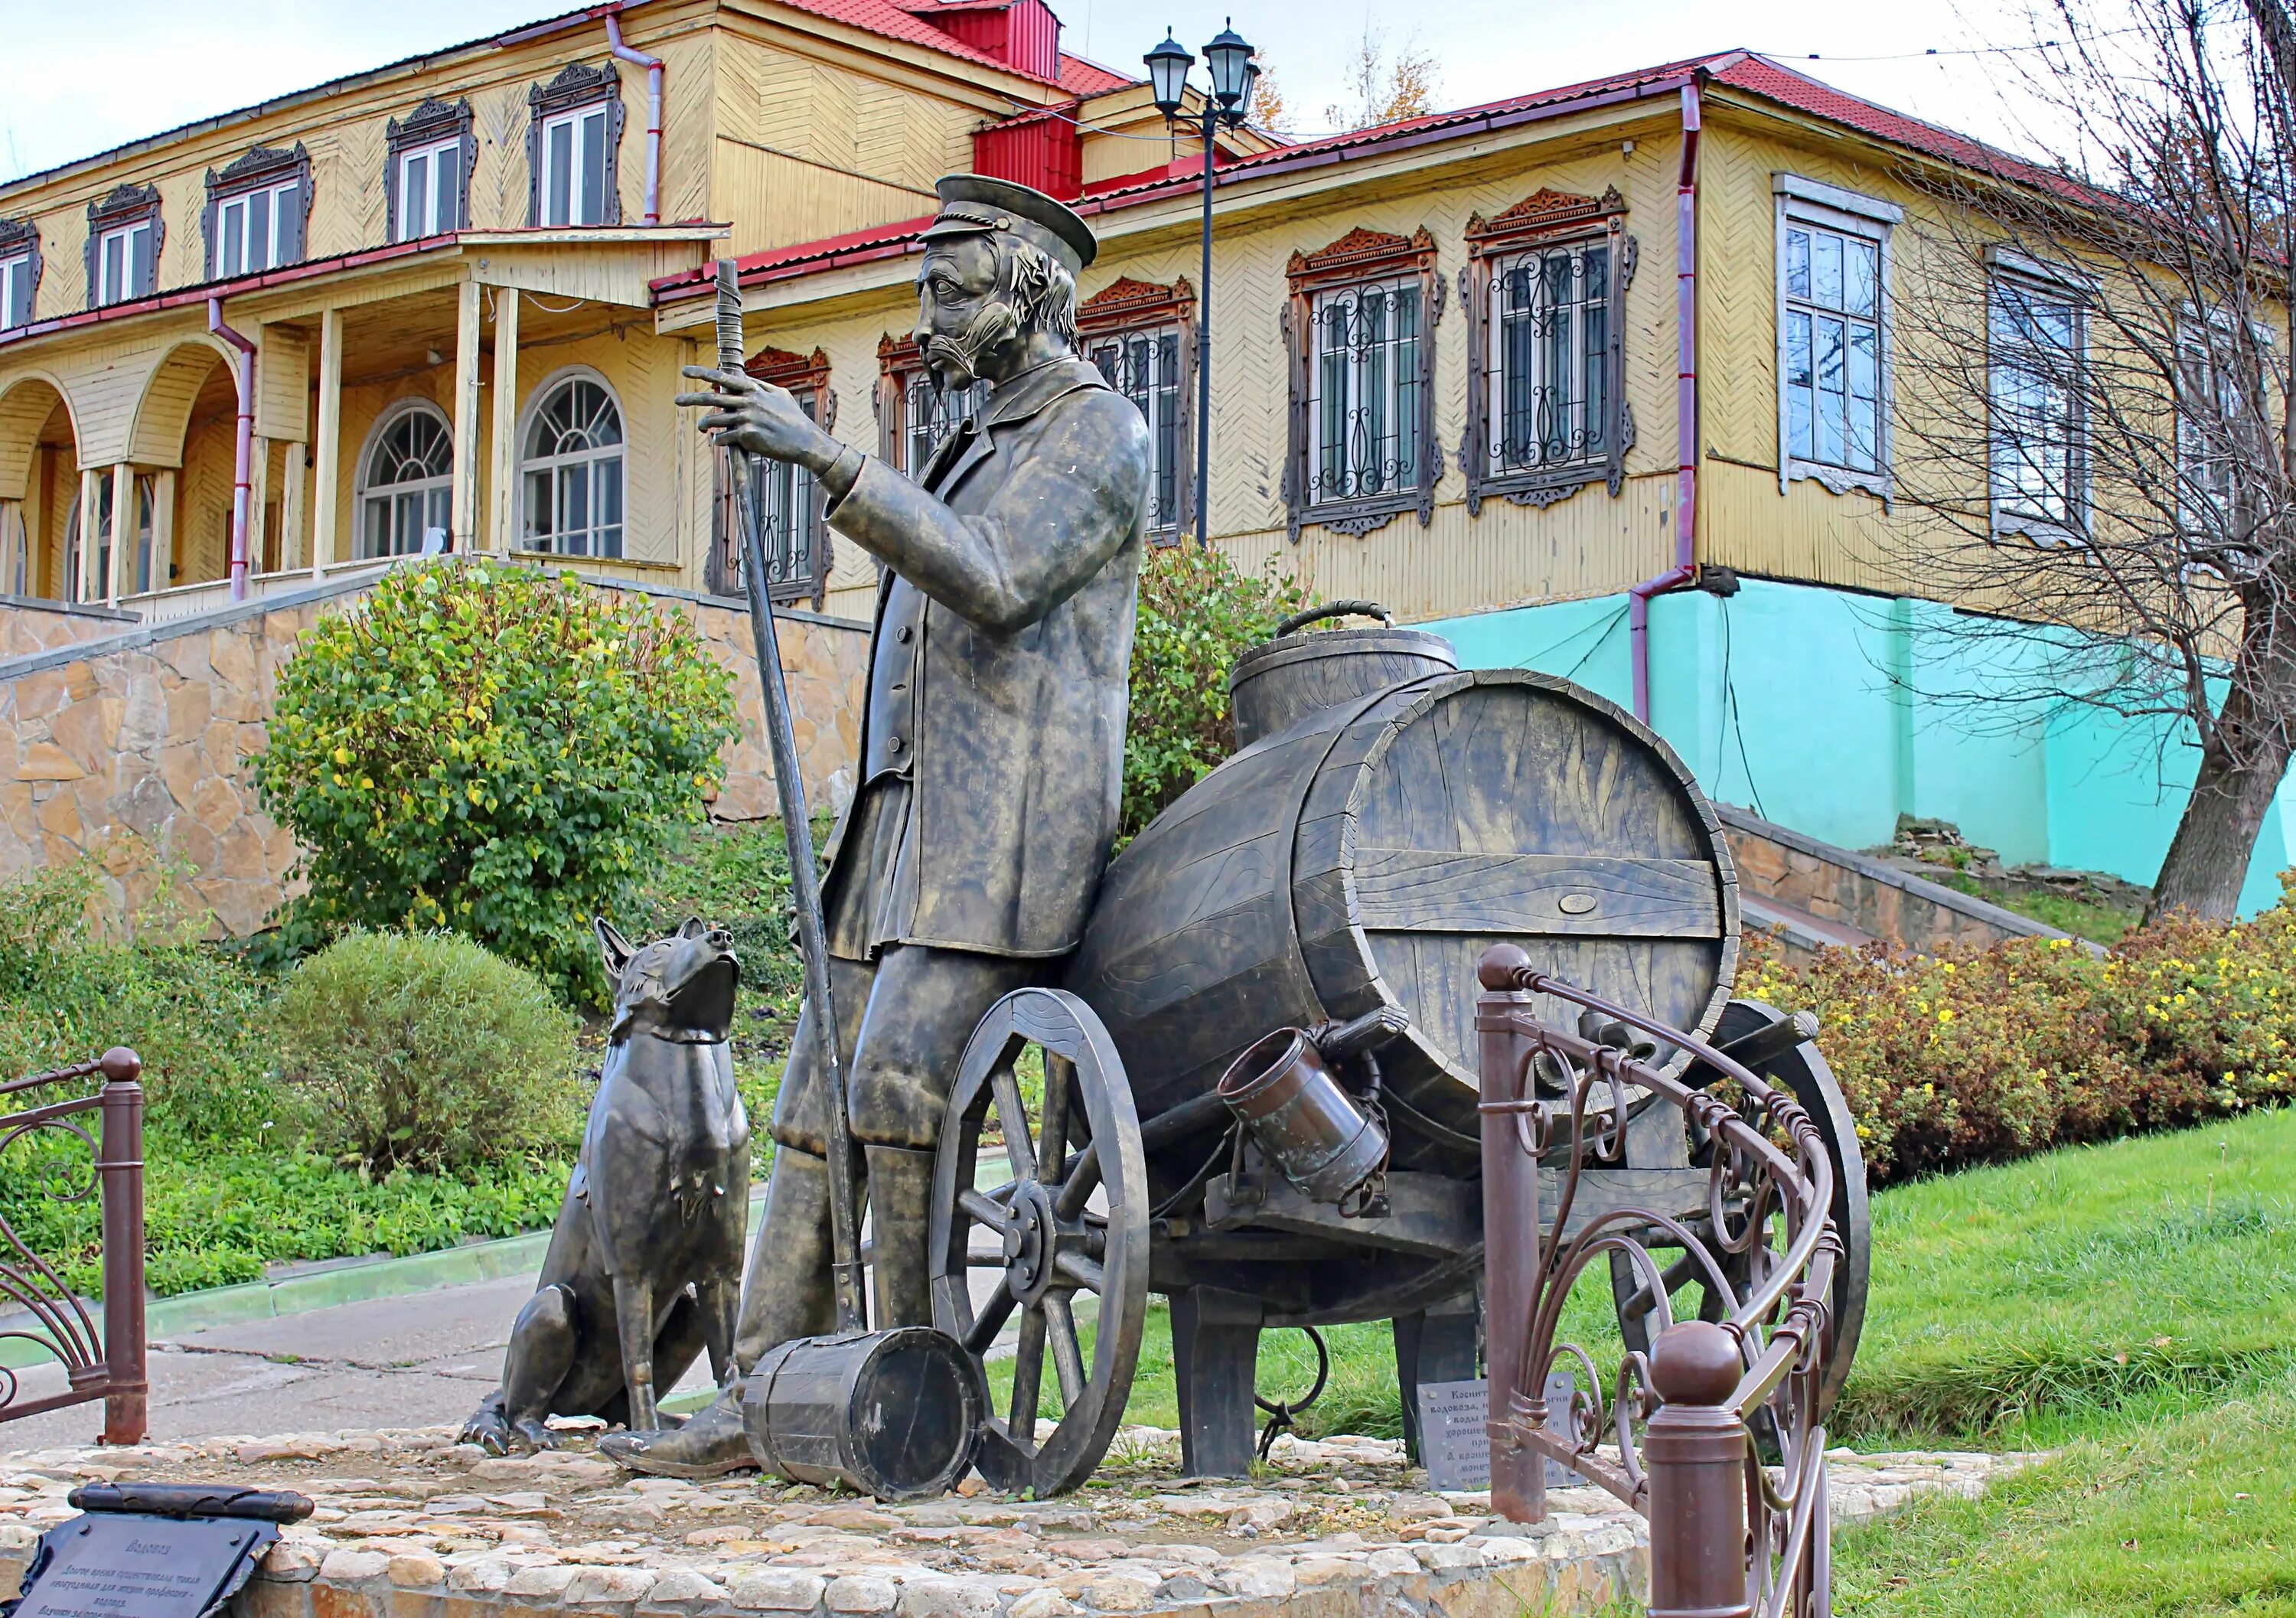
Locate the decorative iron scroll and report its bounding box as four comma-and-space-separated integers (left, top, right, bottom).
0, 1049, 147, 1447
1475, 945, 1841, 1618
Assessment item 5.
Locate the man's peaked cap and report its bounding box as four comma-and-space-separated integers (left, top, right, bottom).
919, 175, 1097, 276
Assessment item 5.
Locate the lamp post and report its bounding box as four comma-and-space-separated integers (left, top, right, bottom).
1146, 21, 1257, 548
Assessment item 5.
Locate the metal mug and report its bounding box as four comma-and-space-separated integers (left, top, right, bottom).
1217, 1027, 1389, 1204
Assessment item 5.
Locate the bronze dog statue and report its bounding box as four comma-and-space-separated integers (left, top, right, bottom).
461, 918, 752, 1452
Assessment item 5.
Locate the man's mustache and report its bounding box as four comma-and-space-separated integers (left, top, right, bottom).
922, 299, 1021, 384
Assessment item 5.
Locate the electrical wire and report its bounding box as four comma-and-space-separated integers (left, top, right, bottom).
1719, 596, 1769, 820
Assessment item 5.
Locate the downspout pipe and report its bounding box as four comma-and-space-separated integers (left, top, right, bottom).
1627, 77, 1704, 724
208, 298, 256, 602
605, 6, 663, 226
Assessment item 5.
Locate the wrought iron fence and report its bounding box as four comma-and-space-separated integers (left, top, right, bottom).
1475, 948, 1841, 1618
0, 1049, 148, 1447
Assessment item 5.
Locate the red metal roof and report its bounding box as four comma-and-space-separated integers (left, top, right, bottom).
1057, 52, 1136, 96
655, 49, 2091, 302
772, 0, 1066, 81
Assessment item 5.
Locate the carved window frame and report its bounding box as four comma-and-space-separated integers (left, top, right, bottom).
1078, 276, 1195, 544
0, 217, 41, 330
874, 334, 989, 481
1460, 187, 1635, 515
386, 98, 478, 243
204, 144, 312, 281
1774, 175, 1899, 505
710, 346, 837, 608
1283, 226, 1443, 542
84, 184, 161, 309
527, 64, 625, 229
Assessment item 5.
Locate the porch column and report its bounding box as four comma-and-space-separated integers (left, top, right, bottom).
75, 467, 98, 602
489, 288, 520, 555
247, 439, 270, 578
450, 279, 483, 551
153, 470, 176, 591
312, 306, 343, 575
106, 462, 132, 603
280, 445, 305, 572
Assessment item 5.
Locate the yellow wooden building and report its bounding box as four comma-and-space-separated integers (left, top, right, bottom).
4, 14, 2286, 906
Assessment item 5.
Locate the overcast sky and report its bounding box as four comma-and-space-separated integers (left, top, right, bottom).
0, 0, 2060, 187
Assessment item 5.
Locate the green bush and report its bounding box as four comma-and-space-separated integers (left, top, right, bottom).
253, 562, 739, 1003
1741, 875, 2296, 1183
272, 930, 582, 1172
1122, 545, 1310, 838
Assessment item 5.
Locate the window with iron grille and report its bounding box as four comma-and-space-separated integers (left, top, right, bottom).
877, 335, 988, 482
1077, 276, 1195, 542
713, 347, 838, 607
1987, 258, 2086, 540
1283, 227, 1440, 540
1460, 188, 1631, 515
1773, 176, 1900, 502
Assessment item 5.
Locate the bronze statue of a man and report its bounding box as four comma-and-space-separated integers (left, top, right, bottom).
606, 176, 1149, 1476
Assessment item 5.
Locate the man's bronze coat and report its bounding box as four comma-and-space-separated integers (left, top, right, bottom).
821, 354, 1150, 959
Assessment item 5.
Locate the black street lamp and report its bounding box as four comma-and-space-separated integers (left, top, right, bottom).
1146, 21, 1257, 547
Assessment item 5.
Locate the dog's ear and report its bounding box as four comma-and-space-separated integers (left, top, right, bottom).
595, 918, 638, 982
679, 916, 708, 939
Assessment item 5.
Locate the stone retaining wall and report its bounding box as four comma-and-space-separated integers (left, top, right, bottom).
0, 563, 867, 936
0, 1424, 2029, 1618
0, 596, 139, 661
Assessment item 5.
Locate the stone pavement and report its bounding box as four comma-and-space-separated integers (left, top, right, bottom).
0, 1421, 2033, 1618
0, 1271, 729, 1451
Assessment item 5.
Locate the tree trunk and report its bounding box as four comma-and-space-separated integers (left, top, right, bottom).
2148, 674, 2296, 922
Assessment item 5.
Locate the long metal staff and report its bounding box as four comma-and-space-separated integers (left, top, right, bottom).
713, 260, 869, 1336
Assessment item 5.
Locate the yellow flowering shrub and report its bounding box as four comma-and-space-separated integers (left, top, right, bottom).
1740, 873, 2296, 1182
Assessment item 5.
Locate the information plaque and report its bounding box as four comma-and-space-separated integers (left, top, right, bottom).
1415, 1374, 1587, 1492
5, 1512, 278, 1618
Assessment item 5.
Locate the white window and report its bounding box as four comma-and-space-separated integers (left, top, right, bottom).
1775, 177, 1898, 497
521, 372, 625, 556
1989, 269, 2086, 537
96, 220, 154, 305
357, 401, 455, 559
215, 178, 299, 278
901, 370, 987, 480
539, 104, 611, 227
1308, 277, 1424, 506
1486, 240, 1610, 476
0, 252, 31, 329
397, 139, 464, 240
1091, 331, 1182, 532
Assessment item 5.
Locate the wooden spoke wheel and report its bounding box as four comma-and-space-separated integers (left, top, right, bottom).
930, 990, 1150, 1497
1609, 999, 1871, 1424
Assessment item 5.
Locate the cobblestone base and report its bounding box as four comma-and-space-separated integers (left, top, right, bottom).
0, 1425, 2030, 1618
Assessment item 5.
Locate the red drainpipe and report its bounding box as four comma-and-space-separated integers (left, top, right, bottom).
208, 298, 256, 601
604, 5, 664, 225
1627, 77, 1704, 724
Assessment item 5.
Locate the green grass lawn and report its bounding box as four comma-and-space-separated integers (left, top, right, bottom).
1037, 1108, 2296, 1610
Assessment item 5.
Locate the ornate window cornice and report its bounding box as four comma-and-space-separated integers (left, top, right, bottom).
526, 64, 625, 228
1078, 274, 1195, 336
83, 184, 161, 309
203, 143, 313, 279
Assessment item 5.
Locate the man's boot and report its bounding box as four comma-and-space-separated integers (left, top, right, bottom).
866, 1144, 939, 1329
602, 1147, 838, 1477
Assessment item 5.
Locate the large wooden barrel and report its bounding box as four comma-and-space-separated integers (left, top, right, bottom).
1067, 670, 1739, 1173
1228, 624, 1458, 749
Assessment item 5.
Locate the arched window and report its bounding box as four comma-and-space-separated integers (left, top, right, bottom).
356, 400, 454, 559
520, 371, 624, 558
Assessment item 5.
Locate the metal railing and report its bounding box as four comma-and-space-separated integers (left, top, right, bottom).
1476, 947, 1841, 1618
0, 1049, 148, 1447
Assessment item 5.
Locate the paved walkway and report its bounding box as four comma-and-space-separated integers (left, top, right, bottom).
2, 1269, 741, 1450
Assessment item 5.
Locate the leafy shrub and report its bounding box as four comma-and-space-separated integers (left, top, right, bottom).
0, 860, 280, 1146
272, 930, 582, 1172
253, 563, 739, 1003
1123, 545, 1310, 838
1741, 874, 2296, 1183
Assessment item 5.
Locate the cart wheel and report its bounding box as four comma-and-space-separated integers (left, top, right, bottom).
1609, 998, 1871, 1424
930, 989, 1150, 1496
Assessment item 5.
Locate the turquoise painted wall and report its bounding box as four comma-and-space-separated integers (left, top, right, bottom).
1421, 579, 2296, 915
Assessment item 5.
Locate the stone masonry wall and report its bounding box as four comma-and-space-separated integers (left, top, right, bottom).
0, 596, 140, 661
0, 566, 868, 938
